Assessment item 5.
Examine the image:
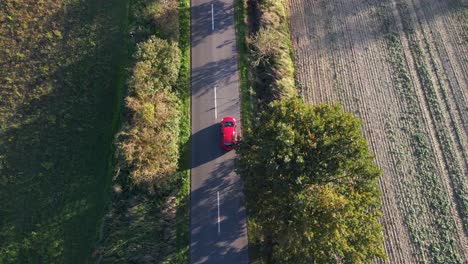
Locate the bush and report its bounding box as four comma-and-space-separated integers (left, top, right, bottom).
117, 36, 182, 189
130, 0, 180, 42
129, 36, 181, 98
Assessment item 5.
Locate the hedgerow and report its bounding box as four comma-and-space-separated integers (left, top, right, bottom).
117, 36, 181, 189
240, 1, 386, 263
94, 0, 190, 262
249, 0, 296, 106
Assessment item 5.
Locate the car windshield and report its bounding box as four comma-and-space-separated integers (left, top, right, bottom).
223, 121, 234, 127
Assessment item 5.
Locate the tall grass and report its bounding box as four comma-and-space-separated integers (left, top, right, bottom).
248, 0, 297, 107
172, 0, 191, 262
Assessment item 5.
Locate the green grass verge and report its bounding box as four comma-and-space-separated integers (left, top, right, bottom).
234, 0, 253, 130
173, 0, 191, 262
233, 0, 256, 261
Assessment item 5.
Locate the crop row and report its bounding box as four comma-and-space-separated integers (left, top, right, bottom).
379, 1, 462, 262
403, 2, 467, 232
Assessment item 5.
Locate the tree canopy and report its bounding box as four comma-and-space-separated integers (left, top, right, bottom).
237, 98, 386, 263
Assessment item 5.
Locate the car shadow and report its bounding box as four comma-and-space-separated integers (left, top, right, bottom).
190, 123, 228, 169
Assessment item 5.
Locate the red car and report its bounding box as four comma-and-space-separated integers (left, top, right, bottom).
220, 116, 237, 150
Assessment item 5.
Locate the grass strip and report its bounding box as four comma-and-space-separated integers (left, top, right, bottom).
234, 0, 253, 130
172, 0, 191, 262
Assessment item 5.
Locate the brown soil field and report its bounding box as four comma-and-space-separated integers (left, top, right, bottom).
287, 0, 467, 262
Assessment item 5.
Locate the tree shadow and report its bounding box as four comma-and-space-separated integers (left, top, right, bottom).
190, 157, 249, 263
191, 0, 236, 47
192, 56, 239, 99
216, 39, 235, 49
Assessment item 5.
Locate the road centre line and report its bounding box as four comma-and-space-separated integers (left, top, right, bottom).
214, 86, 217, 120
211, 4, 214, 31
217, 191, 221, 234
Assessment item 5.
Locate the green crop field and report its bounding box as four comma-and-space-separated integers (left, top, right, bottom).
0, 0, 129, 262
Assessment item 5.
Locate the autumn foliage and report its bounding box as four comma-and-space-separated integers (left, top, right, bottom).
117, 36, 181, 188
237, 98, 386, 263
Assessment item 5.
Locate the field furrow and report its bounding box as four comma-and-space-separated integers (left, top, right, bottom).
408, 0, 468, 235
287, 0, 468, 262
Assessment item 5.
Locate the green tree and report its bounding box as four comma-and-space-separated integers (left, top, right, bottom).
237, 98, 386, 263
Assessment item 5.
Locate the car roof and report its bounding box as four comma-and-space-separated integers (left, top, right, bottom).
222, 126, 234, 142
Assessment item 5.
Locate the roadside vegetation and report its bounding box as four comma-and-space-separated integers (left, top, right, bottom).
235, 0, 386, 263
0, 0, 128, 262
91, 0, 190, 262
117, 36, 181, 188
247, 0, 296, 107
234, 0, 253, 129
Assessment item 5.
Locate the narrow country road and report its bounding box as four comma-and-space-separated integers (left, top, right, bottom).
190, 0, 249, 263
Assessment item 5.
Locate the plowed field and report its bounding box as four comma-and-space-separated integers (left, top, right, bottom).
287, 0, 467, 262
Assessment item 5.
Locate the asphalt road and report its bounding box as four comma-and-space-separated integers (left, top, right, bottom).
190, 0, 249, 263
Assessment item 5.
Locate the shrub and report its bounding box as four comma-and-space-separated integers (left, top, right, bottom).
117, 36, 181, 189
248, 0, 296, 106
129, 36, 181, 98
130, 0, 180, 42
